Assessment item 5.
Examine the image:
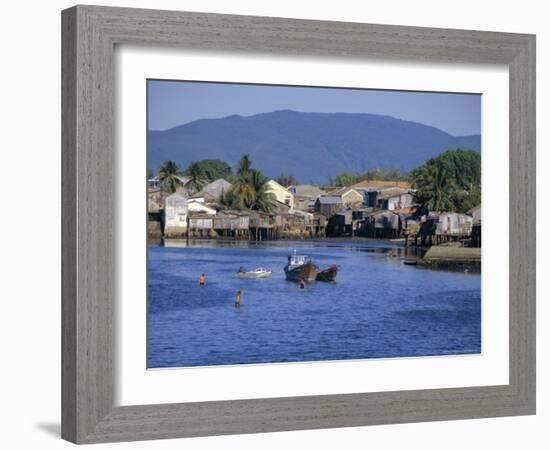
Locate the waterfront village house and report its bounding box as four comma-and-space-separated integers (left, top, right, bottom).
327, 187, 364, 209
435, 212, 473, 236
187, 199, 217, 215
418, 212, 474, 246
188, 213, 215, 238
190, 178, 232, 203
265, 180, 295, 212
213, 211, 250, 238
363, 186, 415, 209
271, 200, 291, 216
281, 209, 316, 238
288, 185, 326, 212
375, 188, 415, 211
164, 192, 188, 238
315, 196, 343, 218
147, 189, 164, 238
327, 211, 354, 237
467, 205, 482, 247
360, 209, 402, 238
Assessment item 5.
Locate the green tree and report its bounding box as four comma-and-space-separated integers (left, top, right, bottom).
157, 160, 184, 193
184, 161, 208, 193
432, 149, 481, 190
356, 168, 409, 182
334, 172, 357, 187
220, 189, 244, 210
185, 159, 232, 183
411, 149, 481, 214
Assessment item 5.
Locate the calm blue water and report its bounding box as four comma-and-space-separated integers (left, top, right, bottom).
147, 240, 481, 368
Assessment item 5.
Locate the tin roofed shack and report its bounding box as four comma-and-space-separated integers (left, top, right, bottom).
416, 212, 474, 246
288, 185, 326, 212
468, 205, 481, 247
360, 209, 402, 238
315, 196, 343, 218
213, 211, 250, 239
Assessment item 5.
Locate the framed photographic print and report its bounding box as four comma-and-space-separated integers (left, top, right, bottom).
62, 5, 536, 444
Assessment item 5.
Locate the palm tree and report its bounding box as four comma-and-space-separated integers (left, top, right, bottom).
184, 162, 208, 193
158, 160, 184, 193
414, 161, 456, 213
236, 154, 252, 177
231, 172, 256, 208
229, 153, 276, 212
249, 169, 276, 212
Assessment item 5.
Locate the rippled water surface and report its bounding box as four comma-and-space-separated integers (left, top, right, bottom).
147, 240, 481, 368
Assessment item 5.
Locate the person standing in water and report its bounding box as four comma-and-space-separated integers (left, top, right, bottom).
199, 273, 206, 286
235, 290, 242, 308
299, 280, 306, 290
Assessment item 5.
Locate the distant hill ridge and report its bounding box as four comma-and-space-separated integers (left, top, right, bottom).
148, 110, 481, 184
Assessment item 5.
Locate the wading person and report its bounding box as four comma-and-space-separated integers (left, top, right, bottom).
299, 279, 306, 290
199, 273, 206, 286
235, 289, 242, 308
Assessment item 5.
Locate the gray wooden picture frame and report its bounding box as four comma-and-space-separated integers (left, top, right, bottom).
61, 5, 536, 444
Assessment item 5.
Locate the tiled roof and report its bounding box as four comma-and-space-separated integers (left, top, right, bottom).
352, 179, 412, 190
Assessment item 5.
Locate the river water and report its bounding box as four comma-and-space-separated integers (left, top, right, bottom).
147, 239, 481, 368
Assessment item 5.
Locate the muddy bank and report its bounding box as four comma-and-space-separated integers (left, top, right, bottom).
416, 246, 481, 272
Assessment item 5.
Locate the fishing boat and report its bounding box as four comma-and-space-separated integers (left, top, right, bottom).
236, 267, 272, 278
316, 264, 338, 282
403, 259, 418, 266
284, 251, 318, 282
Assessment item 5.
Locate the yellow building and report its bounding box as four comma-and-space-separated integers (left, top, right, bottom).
265, 180, 295, 212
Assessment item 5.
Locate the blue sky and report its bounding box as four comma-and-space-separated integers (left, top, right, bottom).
148, 80, 481, 136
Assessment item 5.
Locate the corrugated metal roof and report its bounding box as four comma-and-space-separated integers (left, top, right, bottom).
317, 196, 342, 204
290, 184, 325, 198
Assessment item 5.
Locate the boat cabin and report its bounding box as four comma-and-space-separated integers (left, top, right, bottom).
287, 253, 309, 267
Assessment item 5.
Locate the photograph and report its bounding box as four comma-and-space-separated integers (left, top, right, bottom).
146, 80, 482, 369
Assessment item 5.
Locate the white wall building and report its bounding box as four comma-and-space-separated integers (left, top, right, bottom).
164, 192, 188, 237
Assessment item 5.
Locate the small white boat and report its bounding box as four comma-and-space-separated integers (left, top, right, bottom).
237, 267, 272, 279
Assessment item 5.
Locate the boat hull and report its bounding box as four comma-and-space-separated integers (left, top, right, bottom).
316, 266, 338, 282
284, 262, 318, 282
237, 271, 272, 279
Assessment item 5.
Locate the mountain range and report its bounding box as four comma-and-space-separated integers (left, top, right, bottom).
147, 110, 481, 184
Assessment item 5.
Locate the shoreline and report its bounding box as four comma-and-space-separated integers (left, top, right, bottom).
149, 237, 480, 274
149, 236, 407, 247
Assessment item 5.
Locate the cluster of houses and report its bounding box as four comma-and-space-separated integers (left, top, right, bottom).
148, 176, 481, 247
